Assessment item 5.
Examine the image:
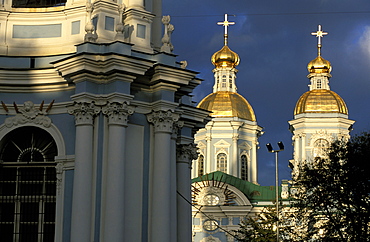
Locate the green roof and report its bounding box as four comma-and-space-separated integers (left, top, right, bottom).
192, 171, 284, 204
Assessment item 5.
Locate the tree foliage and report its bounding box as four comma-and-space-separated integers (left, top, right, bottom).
236, 132, 370, 241
292, 132, 370, 241
235, 207, 278, 242
235, 206, 297, 242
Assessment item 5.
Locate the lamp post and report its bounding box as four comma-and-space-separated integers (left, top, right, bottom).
266, 141, 284, 242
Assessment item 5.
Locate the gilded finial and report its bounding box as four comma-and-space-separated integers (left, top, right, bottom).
311, 25, 328, 56
217, 14, 235, 46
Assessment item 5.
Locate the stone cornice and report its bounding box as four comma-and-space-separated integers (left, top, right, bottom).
0, 68, 72, 92
150, 64, 198, 87
53, 52, 155, 81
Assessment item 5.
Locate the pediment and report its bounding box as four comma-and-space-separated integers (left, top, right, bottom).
213, 139, 230, 147
238, 141, 251, 150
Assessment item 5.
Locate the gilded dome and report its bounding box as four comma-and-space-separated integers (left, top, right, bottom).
211, 45, 240, 68
307, 56, 331, 74
294, 89, 348, 115
197, 91, 256, 121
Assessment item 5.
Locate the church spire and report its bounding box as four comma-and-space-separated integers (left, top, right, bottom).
307, 25, 332, 91
211, 14, 240, 93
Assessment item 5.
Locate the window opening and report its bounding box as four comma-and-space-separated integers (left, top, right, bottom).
198, 155, 204, 177
12, 0, 66, 8
317, 79, 322, 89
313, 138, 329, 158
241, 155, 248, 181
0, 127, 57, 241
216, 153, 227, 173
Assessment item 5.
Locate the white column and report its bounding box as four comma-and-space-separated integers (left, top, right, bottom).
251, 138, 258, 184
294, 134, 300, 162
68, 102, 99, 242
176, 143, 198, 242
301, 134, 306, 162
102, 102, 134, 241
147, 110, 180, 242
232, 134, 238, 177
206, 135, 212, 173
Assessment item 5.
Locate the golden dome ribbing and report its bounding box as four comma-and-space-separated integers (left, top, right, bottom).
197, 91, 256, 121
294, 89, 348, 115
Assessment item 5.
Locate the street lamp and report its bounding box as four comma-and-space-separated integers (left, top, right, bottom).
266, 141, 284, 242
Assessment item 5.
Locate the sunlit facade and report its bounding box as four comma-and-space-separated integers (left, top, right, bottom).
0, 0, 209, 241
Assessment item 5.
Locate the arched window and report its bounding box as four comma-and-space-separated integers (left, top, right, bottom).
241, 155, 248, 181
0, 126, 57, 241
313, 138, 329, 158
198, 155, 204, 176
216, 153, 227, 172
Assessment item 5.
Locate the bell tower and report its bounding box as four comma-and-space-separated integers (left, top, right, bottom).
193, 14, 263, 184
289, 25, 355, 178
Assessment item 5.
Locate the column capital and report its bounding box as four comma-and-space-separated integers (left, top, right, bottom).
147, 110, 181, 133
68, 102, 100, 126
232, 134, 239, 142
177, 143, 198, 167
102, 101, 135, 126
205, 135, 212, 142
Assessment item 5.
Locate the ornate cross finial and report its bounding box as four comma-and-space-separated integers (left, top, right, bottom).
311, 25, 328, 56
217, 14, 235, 46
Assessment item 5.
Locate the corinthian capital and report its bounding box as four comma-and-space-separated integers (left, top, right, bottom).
146, 110, 180, 133
177, 143, 198, 167
102, 101, 135, 126
68, 102, 100, 126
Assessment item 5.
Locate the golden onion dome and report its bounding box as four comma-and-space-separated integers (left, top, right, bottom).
211, 45, 240, 68
197, 91, 256, 121
307, 56, 332, 74
294, 89, 348, 115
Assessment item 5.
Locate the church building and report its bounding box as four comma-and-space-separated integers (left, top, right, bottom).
191, 21, 354, 242
0, 0, 209, 241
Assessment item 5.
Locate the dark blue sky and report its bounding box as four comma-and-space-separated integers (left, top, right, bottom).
163, 0, 370, 186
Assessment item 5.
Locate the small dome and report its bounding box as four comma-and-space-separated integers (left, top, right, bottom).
211, 45, 240, 68
307, 56, 331, 74
197, 91, 256, 121
294, 89, 348, 115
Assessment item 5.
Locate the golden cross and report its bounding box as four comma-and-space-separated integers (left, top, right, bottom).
311, 25, 328, 47
217, 14, 235, 45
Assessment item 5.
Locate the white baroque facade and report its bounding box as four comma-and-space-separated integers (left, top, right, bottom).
0, 0, 209, 241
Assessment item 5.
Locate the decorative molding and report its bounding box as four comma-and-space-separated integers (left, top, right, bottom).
5, 101, 52, 128
68, 102, 101, 126
102, 101, 135, 126
146, 110, 181, 133
309, 130, 333, 146
200, 235, 221, 242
